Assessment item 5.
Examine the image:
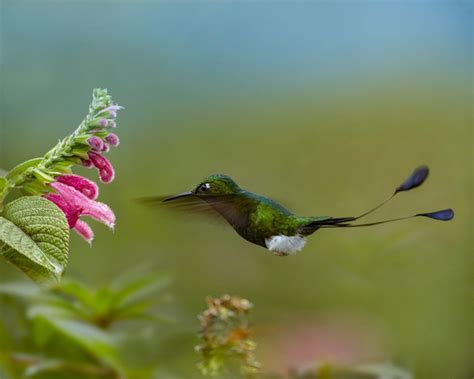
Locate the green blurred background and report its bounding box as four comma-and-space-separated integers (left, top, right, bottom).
1, 1, 472, 378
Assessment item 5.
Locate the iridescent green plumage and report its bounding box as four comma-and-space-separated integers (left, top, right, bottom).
167, 174, 346, 249
143, 167, 454, 256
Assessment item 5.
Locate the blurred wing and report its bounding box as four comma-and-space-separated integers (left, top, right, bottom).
138, 195, 222, 220
138, 195, 251, 227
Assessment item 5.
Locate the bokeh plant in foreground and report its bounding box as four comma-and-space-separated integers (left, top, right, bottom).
196, 297, 412, 379
0, 273, 170, 379
0, 89, 121, 283
196, 295, 261, 377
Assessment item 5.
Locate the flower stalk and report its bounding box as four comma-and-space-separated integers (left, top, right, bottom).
0, 88, 122, 243
3, 89, 121, 196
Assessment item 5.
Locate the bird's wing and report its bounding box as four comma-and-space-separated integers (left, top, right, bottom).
138, 194, 253, 228
138, 195, 221, 220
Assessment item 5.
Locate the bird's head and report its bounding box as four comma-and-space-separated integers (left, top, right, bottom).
194, 174, 240, 196
162, 174, 241, 202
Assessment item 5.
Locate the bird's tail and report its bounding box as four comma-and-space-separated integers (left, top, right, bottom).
303, 166, 454, 231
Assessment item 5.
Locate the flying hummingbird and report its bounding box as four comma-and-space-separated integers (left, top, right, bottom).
143, 166, 454, 256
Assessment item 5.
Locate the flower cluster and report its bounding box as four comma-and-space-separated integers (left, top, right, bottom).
44, 175, 115, 243
196, 295, 261, 376
4, 89, 122, 243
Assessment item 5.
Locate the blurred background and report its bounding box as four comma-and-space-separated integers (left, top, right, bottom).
1, 1, 472, 378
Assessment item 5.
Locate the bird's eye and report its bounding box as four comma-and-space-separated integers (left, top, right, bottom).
200, 183, 211, 192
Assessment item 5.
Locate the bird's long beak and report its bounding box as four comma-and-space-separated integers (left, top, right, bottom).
162, 191, 194, 202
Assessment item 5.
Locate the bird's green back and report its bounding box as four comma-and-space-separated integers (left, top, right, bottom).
221, 191, 332, 245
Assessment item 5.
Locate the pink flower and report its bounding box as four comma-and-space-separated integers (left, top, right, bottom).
87, 136, 106, 151
45, 193, 81, 228
96, 105, 123, 120
81, 159, 94, 168
101, 143, 110, 153
105, 133, 119, 147
88, 151, 115, 183
73, 220, 94, 243
56, 174, 99, 200
44, 175, 115, 244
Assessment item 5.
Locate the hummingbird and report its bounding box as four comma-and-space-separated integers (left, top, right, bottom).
143, 166, 454, 256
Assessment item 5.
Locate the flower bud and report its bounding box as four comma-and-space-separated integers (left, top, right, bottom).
81, 159, 93, 168
105, 133, 120, 147
87, 136, 105, 151
88, 151, 115, 183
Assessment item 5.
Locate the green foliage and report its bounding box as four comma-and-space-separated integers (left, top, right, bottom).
0, 197, 69, 284
0, 272, 170, 379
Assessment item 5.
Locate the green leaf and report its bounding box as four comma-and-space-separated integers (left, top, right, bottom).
31, 169, 55, 184
0, 196, 70, 283
24, 358, 65, 377
112, 273, 171, 308
34, 316, 123, 374
0, 219, 57, 274
0, 281, 42, 300
48, 161, 74, 175
5, 158, 43, 184
56, 281, 98, 310
0, 176, 9, 211
31, 315, 56, 347
0, 176, 8, 192
21, 180, 50, 196
1, 249, 60, 284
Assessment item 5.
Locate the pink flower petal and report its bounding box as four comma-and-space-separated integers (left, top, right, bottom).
87, 151, 107, 169
106, 105, 123, 112
56, 174, 99, 200
88, 151, 115, 184
44, 193, 80, 228
99, 166, 115, 184
49, 182, 115, 229
81, 200, 115, 229
73, 220, 94, 244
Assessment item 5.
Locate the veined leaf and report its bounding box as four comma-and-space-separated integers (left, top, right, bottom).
5, 196, 69, 268
0, 219, 57, 273
0, 196, 70, 283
